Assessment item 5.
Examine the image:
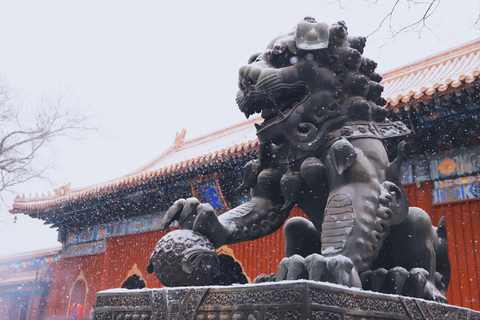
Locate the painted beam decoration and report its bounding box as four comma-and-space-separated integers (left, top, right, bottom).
62, 214, 165, 257
0, 255, 59, 273
401, 145, 480, 203
61, 241, 107, 259
434, 176, 480, 203
190, 174, 229, 214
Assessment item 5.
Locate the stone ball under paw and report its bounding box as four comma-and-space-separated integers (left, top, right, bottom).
147, 229, 220, 287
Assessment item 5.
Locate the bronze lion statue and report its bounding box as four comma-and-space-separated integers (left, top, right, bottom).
156, 17, 450, 303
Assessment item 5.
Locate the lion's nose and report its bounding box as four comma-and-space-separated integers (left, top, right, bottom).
242, 76, 255, 90
239, 65, 261, 89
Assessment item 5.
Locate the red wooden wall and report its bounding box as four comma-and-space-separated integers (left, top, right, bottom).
44, 183, 479, 318
231, 184, 480, 310
229, 207, 306, 280
45, 230, 168, 319
432, 199, 480, 310
101, 229, 167, 289
47, 253, 105, 319
44, 212, 310, 319
404, 182, 480, 310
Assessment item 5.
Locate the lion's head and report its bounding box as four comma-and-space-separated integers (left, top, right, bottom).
236, 17, 389, 152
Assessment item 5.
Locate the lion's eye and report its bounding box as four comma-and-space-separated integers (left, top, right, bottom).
248, 53, 262, 64
269, 52, 295, 68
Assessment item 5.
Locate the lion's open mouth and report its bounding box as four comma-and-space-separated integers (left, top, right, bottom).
236, 81, 308, 131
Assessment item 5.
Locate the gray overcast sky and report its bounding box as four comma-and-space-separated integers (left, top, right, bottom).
0, 0, 478, 256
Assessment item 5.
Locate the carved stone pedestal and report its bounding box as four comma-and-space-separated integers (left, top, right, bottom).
93, 280, 479, 320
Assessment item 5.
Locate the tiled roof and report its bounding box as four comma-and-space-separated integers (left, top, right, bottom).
129, 116, 261, 174
0, 270, 39, 286
13, 117, 261, 211
382, 39, 479, 107
0, 246, 61, 263
13, 40, 480, 212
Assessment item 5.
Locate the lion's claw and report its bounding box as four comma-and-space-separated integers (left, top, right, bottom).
161, 198, 187, 230
277, 254, 307, 281
361, 267, 448, 303
161, 197, 213, 231
276, 254, 361, 288
160, 197, 228, 248
406, 268, 448, 303
253, 273, 276, 283
304, 253, 327, 281
326, 255, 360, 286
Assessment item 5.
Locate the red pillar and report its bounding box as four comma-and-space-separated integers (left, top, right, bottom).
27, 295, 41, 320
100, 240, 111, 291
415, 180, 434, 217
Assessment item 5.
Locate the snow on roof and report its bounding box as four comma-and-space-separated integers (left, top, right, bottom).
129, 116, 261, 174
13, 117, 261, 210
13, 40, 480, 211
0, 246, 61, 263
382, 39, 479, 107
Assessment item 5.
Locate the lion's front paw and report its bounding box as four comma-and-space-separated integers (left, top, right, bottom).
253, 273, 277, 283
160, 197, 228, 248
361, 267, 448, 303
360, 266, 409, 295
275, 254, 361, 288
406, 268, 448, 303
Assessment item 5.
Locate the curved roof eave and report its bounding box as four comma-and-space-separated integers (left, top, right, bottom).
13, 40, 480, 213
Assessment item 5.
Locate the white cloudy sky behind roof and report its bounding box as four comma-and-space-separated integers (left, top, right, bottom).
0, 0, 478, 256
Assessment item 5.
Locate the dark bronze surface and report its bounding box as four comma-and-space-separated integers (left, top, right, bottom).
153, 17, 450, 303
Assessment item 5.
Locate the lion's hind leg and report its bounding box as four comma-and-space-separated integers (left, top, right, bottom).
284, 217, 322, 257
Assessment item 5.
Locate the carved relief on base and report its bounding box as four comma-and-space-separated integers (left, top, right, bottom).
93, 281, 480, 320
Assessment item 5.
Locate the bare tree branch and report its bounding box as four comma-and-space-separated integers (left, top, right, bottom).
0, 76, 95, 203
330, 0, 473, 48
367, 0, 441, 42
367, 0, 402, 38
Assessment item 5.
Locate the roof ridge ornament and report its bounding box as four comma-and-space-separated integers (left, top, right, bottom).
174, 128, 187, 148
54, 182, 71, 196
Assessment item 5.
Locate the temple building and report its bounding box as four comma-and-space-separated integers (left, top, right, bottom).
0, 248, 60, 320
1, 39, 479, 319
